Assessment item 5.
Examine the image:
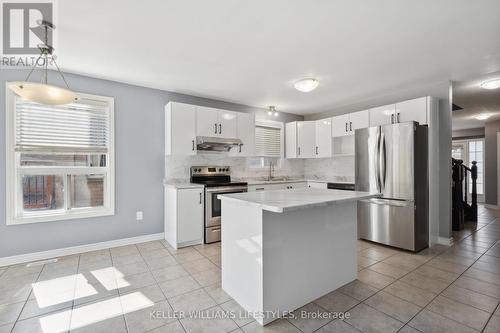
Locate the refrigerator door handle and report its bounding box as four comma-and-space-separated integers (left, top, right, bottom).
380, 132, 387, 191
374, 129, 382, 192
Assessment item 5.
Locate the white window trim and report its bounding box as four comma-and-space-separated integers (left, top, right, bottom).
5, 86, 115, 225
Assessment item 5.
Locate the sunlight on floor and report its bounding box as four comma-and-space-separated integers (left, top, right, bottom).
91, 267, 131, 290
32, 274, 96, 308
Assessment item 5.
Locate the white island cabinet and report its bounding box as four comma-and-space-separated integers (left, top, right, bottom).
219, 188, 379, 325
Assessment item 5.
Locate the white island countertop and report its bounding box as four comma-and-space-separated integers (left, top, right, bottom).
218, 188, 380, 213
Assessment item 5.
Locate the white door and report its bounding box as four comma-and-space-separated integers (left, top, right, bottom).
234, 113, 255, 156
331, 114, 350, 137
177, 188, 203, 244
166, 102, 196, 155
196, 106, 219, 137
285, 122, 298, 158
315, 118, 332, 157
218, 110, 238, 138
297, 121, 316, 158
396, 97, 428, 124
349, 110, 370, 133
369, 104, 396, 126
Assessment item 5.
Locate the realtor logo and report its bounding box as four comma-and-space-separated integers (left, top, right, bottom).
1, 1, 56, 68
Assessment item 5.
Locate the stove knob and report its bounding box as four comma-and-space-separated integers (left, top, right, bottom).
225, 168, 229, 172
218, 168, 222, 172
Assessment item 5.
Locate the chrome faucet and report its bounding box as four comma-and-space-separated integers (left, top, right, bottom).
268, 161, 275, 181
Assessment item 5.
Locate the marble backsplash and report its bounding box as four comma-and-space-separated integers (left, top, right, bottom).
304, 155, 355, 183
165, 153, 305, 181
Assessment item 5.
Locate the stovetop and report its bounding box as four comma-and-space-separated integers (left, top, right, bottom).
191, 180, 248, 188
190, 166, 247, 188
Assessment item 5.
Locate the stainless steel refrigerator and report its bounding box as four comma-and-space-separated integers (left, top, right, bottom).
355, 121, 428, 252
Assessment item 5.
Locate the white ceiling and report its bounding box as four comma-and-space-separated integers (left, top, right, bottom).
453, 72, 500, 130
56, 0, 500, 115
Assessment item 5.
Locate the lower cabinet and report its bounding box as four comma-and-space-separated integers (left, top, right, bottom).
248, 182, 307, 191
165, 187, 204, 249
307, 182, 328, 189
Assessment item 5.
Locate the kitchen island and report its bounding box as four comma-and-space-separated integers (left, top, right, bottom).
218, 188, 379, 325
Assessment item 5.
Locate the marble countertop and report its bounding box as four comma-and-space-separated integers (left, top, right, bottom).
242, 178, 354, 185
163, 180, 204, 189
218, 188, 379, 213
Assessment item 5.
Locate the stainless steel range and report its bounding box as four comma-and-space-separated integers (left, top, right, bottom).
190, 166, 247, 243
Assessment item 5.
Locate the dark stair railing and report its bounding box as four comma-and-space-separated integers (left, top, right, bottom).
452, 158, 478, 230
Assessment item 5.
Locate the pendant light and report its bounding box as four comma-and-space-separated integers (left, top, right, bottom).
8, 20, 77, 105
267, 106, 279, 117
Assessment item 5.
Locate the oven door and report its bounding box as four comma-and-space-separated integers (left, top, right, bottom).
205, 186, 247, 228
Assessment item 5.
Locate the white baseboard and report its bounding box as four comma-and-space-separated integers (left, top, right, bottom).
436, 236, 454, 247
0, 232, 165, 267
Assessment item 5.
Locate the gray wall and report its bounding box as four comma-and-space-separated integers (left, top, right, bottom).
452, 127, 485, 140
305, 81, 453, 240
484, 120, 500, 205
0, 70, 302, 257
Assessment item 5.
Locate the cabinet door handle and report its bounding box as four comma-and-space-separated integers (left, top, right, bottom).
397, 112, 400, 123
316, 146, 318, 155
391, 114, 394, 124
350, 122, 352, 132
256, 187, 265, 191
199, 192, 202, 204
214, 123, 218, 134
239, 144, 242, 153
219, 124, 222, 134
345, 122, 348, 132
298, 147, 301, 156
192, 140, 195, 151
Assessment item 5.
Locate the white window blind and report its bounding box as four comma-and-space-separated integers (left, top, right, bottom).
15, 98, 110, 153
255, 125, 281, 157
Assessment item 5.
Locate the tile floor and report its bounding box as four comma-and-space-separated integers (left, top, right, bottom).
1, 205, 500, 333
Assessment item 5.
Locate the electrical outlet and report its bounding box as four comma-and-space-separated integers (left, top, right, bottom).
136, 211, 143, 221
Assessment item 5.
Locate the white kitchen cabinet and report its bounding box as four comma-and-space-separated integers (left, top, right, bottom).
248, 182, 307, 191
196, 106, 220, 137
165, 186, 204, 249
285, 122, 298, 158
232, 112, 255, 156
331, 114, 350, 137
307, 181, 328, 189
297, 121, 316, 158
315, 118, 332, 157
395, 97, 428, 125
165, 102, 197, 155
369, 104, 396, 126
196, 107, 237, 138
349, 110, 370, 131
219, 110, 238, 138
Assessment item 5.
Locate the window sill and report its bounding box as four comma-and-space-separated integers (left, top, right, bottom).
6, 208, 115, 226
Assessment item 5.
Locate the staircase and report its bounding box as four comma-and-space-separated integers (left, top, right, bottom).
452, 158, 478, 230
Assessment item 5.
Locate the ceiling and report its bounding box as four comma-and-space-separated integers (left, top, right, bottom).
453, 72, 500, 130
56, 0, 500, 115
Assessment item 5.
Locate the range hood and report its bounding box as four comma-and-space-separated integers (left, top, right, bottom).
196, 136, 242, 152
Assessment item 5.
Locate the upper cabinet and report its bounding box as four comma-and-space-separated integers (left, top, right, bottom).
196, 107, 237, 138
165, 102, 197, 156
369, 97, 429, 126
350, 110, 370, 131
395, 97, 428, 125
285, 122, 298, 158
297, 121, 316, 158
232, 112, 255, 156
369, 104, 396, 126
165, 102, 255, 156
331, 110, 369, 137
315, 118, 332, 157
331, 114, 350, 137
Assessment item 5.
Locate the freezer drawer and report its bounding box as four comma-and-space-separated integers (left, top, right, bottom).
357, 198, 427, 251
205, 226, 221, 243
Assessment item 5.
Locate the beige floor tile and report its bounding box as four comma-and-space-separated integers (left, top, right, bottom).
0, 302, 24, 326
192, 268, 221, 287
0, 323, 14, 333
194, 244, 221, 257
345, 303, 403, 333
454, 275, 500, 298
408, 309, 477, 333
204, 283, 232, 304
71, 315, 127, 333
241, 319, 302, 333
172, 251, 205, 264
159, 275, 202, 298
287, 302, 332, 333
124, 300, 175, 333
146, 320, 185, 333
363, 291, 421, 323
110, 245, 140, 258
357, 256, 378, 269
181, 258, 218, 274
436, 253, 476, 266
2, 264, 43, 279
121, 284, 166, 303
471, 260, 500, 275
113, 261, 150, 278
397, 325, 422, 333
399, 271, 450, 294
141, 248, 172, 260
412, 265, 460, 283
220, 299, 254, 327
169, 288, 217, 313
117, 271, 157, 293
425, 257, 470, 274
137, 241, 165, 252
367, 262, 410, 279
151, 265, 189, 283
337, 280, 378, 301
180, 305, 238, 333
359, 247, 397, 261
12, 309, 72, 333
207, 254, 221, 268
484, 315, 500, 333
357, 269, 395, 289
383, 281, 437, 307
19, 298, 72, 321
313, 290, 359, 313
441, 284, 499, 313
145, 256, 179, 271
314, 320, 361, 333
382, 254, 426, 271
426, 295, 490, 331
111, 253, 145, 266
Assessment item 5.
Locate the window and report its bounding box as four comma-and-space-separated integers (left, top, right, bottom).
468, 140, 484, 195
249, 120, 284, 169
5, 87, 115, 225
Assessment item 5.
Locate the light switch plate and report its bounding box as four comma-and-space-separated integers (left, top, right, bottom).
136, 211, 143, 221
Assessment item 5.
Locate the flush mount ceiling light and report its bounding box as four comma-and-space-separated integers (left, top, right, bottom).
8, 20, 77, 105
474, 114, 492, 121
480, 79, 500, 90
267, 106, 279, 117
294, 78, 319, 93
